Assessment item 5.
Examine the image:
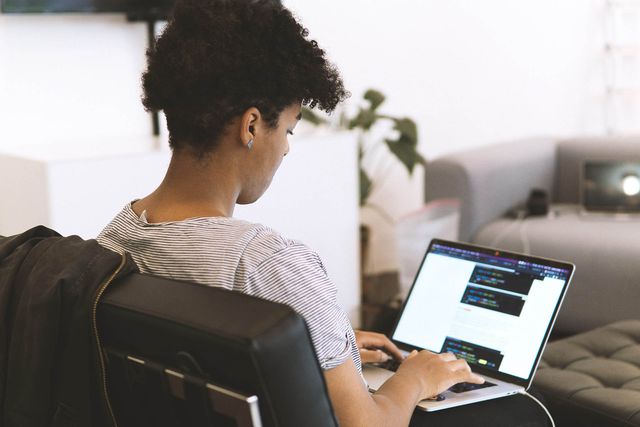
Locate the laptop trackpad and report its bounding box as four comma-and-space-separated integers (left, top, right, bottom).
448, 381, 496, 393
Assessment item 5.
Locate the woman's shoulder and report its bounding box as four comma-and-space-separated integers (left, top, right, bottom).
99, 202, 303, 256
231, 220, 321, 271
237, 221, 300, 252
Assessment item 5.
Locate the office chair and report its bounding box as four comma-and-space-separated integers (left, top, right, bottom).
97, 273, 339, 427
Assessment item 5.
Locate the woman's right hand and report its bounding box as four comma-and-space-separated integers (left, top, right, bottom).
394, 350, 485, 400
324, 350, 485, 427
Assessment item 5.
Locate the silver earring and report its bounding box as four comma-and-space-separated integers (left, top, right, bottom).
247, 139, 254, 150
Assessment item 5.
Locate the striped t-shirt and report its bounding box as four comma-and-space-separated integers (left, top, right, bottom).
97, 202, 361, 372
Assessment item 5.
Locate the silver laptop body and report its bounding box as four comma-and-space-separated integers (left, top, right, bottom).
363, 239, 574, 411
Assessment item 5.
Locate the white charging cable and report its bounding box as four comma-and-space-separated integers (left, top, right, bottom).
519, 218, 531, 255
519, 390, 555, 427
488, 210, 534, 255
489, 210, 526, 249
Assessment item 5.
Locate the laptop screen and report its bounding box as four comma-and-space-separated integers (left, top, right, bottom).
583, 161, 640, 212
392, 240, 573, 384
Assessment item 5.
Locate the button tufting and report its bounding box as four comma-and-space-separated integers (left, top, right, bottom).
534, 320, 640, 425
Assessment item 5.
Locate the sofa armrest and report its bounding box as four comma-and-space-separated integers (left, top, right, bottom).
424, 138, 557, 241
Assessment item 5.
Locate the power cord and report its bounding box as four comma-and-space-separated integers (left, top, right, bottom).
489, 210, 526, 249
490, 210, 534, 255
518, 390, 555, 427
519, 217, 531, 255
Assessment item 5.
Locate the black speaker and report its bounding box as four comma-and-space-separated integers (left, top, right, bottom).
506, 188, 549, 219
526, 188, 549, 217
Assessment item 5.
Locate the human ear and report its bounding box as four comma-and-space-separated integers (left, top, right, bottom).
240, 107, 261, 149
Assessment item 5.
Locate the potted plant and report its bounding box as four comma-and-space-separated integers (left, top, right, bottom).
303, 87, 425, 217
302, 89, 426, 327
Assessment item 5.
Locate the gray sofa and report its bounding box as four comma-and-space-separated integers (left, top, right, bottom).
424, 136, 640, 336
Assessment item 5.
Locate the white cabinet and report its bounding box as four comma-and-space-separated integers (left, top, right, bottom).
0, 133, 360, 324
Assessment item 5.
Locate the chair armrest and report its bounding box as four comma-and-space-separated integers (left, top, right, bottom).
424, 138, 557, 241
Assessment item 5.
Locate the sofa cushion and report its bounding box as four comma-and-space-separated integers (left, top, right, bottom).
535, 320, 640, 427
474, 205, 640, 335
424, 137, 557, 241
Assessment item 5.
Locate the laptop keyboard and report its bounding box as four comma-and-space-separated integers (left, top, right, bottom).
379, 359, 497, 396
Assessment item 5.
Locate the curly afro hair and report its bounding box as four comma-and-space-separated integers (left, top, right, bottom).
142, 0, 349, 155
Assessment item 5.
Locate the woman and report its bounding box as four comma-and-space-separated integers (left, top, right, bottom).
97, 0, 484, 425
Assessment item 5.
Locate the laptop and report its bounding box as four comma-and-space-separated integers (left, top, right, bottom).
581, 160, 640, 214
363, 239, 574, 411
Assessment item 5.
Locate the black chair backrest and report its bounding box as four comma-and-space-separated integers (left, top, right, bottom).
97, 273, 338, 427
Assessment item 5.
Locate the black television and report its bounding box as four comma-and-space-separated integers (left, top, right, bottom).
1, 0, 174, 18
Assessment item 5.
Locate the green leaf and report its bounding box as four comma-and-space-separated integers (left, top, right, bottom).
348, 108, 378, 131
385, 138, 419, 174
300, 107, 328, 126
391, 118, 418, 143
384, 117, 423, 174
359, 168, 372, 206
363, 89, 386, 112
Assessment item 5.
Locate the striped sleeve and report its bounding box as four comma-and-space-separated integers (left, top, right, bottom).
243, 243, 357, 371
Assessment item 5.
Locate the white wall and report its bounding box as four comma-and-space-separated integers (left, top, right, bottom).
286, 0, 607, 272
287, 0, 605, 158
0, 14, 155, 148
0, 1, 608, 274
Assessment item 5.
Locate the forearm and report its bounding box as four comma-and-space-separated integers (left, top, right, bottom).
328, 346, 483, 426
369, 373, 424, 427
325, 359, 425, 427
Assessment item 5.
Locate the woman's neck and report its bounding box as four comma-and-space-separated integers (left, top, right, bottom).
132, 150, 240, 222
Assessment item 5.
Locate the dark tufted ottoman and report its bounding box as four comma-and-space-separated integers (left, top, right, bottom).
534, 320, 640, 427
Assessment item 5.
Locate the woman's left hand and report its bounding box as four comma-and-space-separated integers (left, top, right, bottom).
354, 330, 405, 364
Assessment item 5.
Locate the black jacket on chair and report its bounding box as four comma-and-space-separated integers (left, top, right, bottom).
0, 226, 138, 427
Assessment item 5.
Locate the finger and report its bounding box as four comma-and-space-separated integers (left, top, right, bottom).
449, 359, 472, 372
452, 365, 484, 384
366, 335, 405, 361
439, 352, 457, 362
356, 333, 384, 348
418, 349, 437, 360
356, 332, 402, 355
455, 370, 484, 385
406, 349, 419, 360
354, 330, 384, 341
354, 331, 383, 349
466, 373, 485, 384
386, 343, 405, 361
360, 349, 391, 364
